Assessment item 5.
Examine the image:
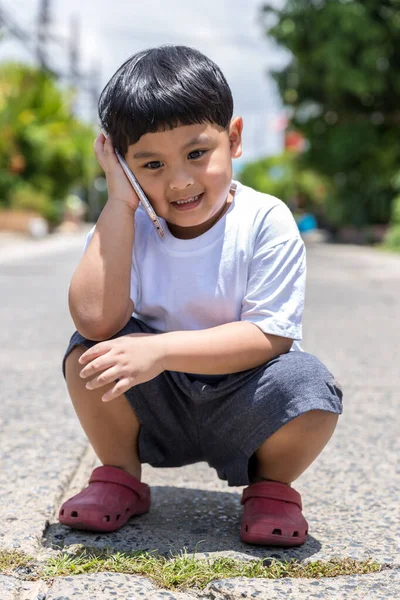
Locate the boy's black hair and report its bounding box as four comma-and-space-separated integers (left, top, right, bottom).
98, 45, 234, 155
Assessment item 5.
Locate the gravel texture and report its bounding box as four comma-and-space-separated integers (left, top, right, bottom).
202, 569, 399, 599
0, 574, 46, 600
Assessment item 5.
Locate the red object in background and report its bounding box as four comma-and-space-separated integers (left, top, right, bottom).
271, 113, 289, 132
285, 130, 306, 153
9, 154, 26, 174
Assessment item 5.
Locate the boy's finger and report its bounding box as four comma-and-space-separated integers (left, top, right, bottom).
103, 134, 116, 155
93, 133, 106, 157
94, 131, 114, 152
85, 366, 120, 390
102, 378, 132, 402
78, 343, 109, 365
94, 133, 119, 169
79, 355, 114, 378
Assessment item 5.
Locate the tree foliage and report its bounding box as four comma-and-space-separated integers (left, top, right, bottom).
0, 62, 96, 221
260, 0, 400, 227
239, 151, 330, 212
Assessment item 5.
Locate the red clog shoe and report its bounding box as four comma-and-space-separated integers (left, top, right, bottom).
59, 465, 150, 533
240, 481, 308, 546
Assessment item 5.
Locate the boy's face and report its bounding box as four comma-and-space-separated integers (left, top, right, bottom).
125, 117, 243, 239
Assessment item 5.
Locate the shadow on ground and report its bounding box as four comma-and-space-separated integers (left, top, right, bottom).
43, 486, 321, 562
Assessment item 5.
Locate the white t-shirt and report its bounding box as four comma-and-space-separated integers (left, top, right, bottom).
83, 180, 306, 352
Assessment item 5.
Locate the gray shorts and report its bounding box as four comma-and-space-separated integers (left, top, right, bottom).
62, 317, 343, 487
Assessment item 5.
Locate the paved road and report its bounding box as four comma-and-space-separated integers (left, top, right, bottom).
0, 233, 399, 598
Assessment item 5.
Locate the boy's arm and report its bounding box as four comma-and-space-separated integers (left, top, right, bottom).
69, 201, 135, 340
69, 133, 139, 340
160, 322, 293, 375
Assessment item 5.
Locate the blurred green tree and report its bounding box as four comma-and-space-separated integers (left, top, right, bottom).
239, 150, 332, 221
0, 62, 96, 222
382, 195, 400, 250
260, 0, 400, 228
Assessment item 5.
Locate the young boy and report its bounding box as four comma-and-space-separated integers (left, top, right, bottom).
59, 45, 343, 547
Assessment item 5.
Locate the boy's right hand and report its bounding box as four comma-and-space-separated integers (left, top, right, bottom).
94, 132, 140, 212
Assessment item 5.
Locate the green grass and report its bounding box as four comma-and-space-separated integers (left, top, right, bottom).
375, 245, 400, 255
0, 547, 383, 591
0, 550, 33, 573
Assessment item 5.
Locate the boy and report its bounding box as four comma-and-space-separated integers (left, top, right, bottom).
59, 45, 343, 547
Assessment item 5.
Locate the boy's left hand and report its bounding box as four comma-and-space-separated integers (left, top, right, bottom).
78, 333, 166, 402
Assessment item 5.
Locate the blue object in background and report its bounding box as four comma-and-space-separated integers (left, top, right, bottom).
296, 213, 317, 233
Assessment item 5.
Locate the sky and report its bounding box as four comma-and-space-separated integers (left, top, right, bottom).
0, 0, 289, 165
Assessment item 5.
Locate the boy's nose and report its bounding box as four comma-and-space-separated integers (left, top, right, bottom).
168, 170, 195, 191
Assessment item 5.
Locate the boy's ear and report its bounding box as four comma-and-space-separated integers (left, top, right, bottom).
229, 116, 243, 159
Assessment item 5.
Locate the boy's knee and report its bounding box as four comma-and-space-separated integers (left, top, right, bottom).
264, 410, 339, 449
289, 409, 339, 434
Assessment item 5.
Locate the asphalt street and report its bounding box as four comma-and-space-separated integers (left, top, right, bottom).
0, 232, 399, 598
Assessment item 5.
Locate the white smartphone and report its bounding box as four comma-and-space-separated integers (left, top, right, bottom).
100, 127, 165, 239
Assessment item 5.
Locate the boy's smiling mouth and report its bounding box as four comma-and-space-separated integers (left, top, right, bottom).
171, 193, 203, 210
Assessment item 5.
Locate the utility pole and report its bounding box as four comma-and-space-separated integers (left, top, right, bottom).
68, 13, 80, 115
88, 61, 101, 122
69, 14, 79, 89
86, 60, 102, 220
1, 0, 101, 122
36, 0, 51, 72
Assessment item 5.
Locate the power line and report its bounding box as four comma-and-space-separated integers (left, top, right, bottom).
69, 13, 79, 88
0, 0, 101, 121
0, 2, 34, 54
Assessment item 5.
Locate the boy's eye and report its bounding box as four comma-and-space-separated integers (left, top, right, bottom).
188, 149, 206, 160
144, 161, 163, 170
143, 150, 206, 169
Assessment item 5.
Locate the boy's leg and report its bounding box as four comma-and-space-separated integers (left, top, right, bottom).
194, 350, 343, 546
60, 320, 201, 533
59, 344, 151, 532
241, 408, 338, 546
65, 345, 142, 479
240, 353, 342, 547
250, 409, 339, 484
